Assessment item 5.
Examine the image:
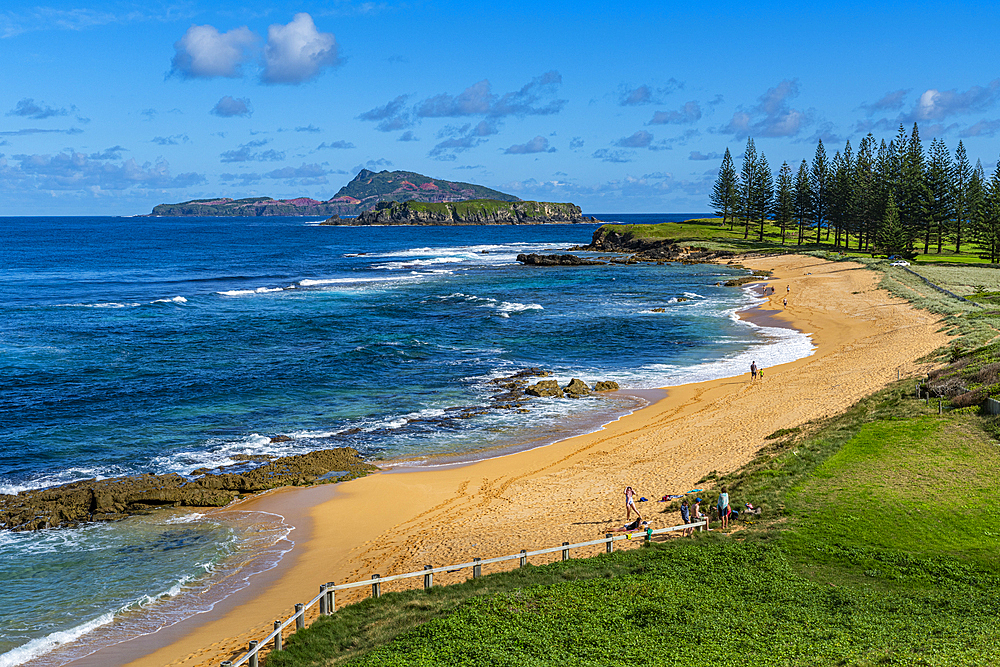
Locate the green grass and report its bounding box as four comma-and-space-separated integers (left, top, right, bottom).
264, 379, 1000, 666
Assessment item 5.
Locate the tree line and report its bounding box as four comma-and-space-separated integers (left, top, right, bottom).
709, 123, 1000, 261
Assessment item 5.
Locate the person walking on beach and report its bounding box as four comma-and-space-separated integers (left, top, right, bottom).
624, 486, 642, 521
787, 285, 790, 293
717, 486, 731, 530
783, 297, 787, 308
750, 361, 758, 380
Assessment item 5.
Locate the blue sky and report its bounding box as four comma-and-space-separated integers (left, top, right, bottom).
2, 0, 999, 215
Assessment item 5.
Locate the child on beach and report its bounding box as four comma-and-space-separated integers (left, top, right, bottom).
624, 486, 641, 521
680, 499, 693, 537
717, 486, 731, 530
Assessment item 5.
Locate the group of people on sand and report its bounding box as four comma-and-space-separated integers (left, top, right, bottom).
616, 485, 740, 537
750, 361, 764, 381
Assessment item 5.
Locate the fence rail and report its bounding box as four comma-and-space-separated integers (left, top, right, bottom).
219, 520, 706, 666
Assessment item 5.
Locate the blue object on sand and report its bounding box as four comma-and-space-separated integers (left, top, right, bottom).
639, 497, 647, 502
687, 489, 703, 494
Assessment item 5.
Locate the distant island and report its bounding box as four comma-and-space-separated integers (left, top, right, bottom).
321, 199, 597, 226
146, 169, 520, 217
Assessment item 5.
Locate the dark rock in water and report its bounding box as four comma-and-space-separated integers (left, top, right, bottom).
0, 448, 377, 532
676, 296, 689, 302
516, 253, 604, 266
525, 380, 564, 398
270, 435, 293, 442
593, 381, 620, 392
563, 378, 592, 397
651, 307, 666, 313
318, 215, 341, 225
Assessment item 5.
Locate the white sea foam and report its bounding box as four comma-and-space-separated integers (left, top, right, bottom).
216, 287, 285, 296
55, 302, 141, 309
162, 512, 206, 525
0, 612, 115, 667
297, 275, 419, 287
152, 296, 188, 304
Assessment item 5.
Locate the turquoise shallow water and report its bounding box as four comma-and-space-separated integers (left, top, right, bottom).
0, 214, 813, 664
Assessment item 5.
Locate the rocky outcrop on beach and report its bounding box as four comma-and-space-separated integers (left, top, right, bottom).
516, 253, 605, 266
332, 199, 597, 226
526, 380, 565, 398
563, 378, 592, 398
0, 448, 376, 532
593, 381, 620, 392
570, 225, 736, 263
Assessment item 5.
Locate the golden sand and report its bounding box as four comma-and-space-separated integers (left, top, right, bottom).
74, 255, 948, 667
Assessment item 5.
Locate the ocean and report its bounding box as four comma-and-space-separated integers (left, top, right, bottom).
0, 214, 814, 665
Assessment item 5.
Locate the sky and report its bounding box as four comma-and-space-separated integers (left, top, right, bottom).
2, 0, 1000, 216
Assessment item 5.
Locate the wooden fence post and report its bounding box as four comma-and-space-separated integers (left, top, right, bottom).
562, 542, 570, 561
371, 574, 381, 598
273, 620, 282, 651
520, 549, 527, 567
606, 533, 613, 553
295, 604, 304, 630
319, 583, 328, 616
248, 641, 258, 667
327, 582, 335, 612
424, 565, 433, 589
473, 557, 481, 578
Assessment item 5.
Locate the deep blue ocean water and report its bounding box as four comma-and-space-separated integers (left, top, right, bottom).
0, 214, 813, 665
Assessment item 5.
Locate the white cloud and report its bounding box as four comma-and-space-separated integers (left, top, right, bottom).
504, 136, 555, 154
171, 24, 257, 79
262, 13, 339, 85
211, 96, 252, 118
0, 152, 204, 191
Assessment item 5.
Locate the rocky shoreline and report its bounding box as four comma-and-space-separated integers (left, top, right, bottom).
1, 369, 622, 532
0, 448, 376, 532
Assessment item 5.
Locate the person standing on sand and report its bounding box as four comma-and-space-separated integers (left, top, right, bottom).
624, 486, 642, 521
694, 497, 708, 530
680, 499, 693, 537
783, 297, 787, 308
750, 361, 758, 380
787, 285, 790, 293
717, 486, 731, 530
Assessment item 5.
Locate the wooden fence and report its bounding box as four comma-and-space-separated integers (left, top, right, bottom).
220, 520, 706, 666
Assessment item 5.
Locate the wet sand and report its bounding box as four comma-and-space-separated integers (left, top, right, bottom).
79, 255, 948, 667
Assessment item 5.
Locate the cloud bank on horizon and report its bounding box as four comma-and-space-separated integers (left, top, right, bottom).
1, 0, 999, 215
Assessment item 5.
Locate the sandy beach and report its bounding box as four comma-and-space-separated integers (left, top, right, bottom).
78, 254, 947, 667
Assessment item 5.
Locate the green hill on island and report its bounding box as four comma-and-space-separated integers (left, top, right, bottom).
322, 198, 594, 225
146, 169, 520, 217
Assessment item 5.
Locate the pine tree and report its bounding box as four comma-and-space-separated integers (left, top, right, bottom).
774, 162, 794, 245
710, 148, 739, 228
739, 138, 757, 239
952, 141, 971, 252
810, 139, 829, 244
901, 123, 929, 253
794, 160, 812, 245
972, 161, 1000, 263
854, 135, 877, 251
877, 192, 906, 257
925, 138, 954, 253
753, 153, 774, 242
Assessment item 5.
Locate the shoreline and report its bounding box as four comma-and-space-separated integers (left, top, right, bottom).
67, 254, 948, 667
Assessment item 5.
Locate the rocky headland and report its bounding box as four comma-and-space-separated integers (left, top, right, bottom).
570, 224, 736, 262
146, 169, 520, 217
323, 199, 597, 226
